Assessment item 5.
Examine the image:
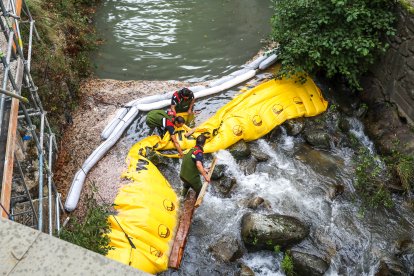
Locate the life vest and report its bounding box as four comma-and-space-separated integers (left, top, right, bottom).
191, 146, 203, 159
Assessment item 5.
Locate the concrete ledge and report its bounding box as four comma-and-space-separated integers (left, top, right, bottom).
0, 218, 149, 275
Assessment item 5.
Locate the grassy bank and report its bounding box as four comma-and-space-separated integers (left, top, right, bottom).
23, 0, 100, 136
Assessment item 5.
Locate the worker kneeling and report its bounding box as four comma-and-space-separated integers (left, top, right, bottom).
180, 134, 210, 197
146, 109, 185, 157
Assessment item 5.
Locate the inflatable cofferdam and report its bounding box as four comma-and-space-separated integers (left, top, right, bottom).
106, 76, 328, 274
134, 76, 329, 157
106, 154, 178, 274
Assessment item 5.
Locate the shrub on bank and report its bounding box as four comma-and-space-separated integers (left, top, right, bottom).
22, 0, 100, 136
59, 195, 113, 255
271, 0, 396, 90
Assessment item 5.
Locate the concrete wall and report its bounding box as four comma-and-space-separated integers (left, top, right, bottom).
0, 218, 149, 276
361, 3, 414, 125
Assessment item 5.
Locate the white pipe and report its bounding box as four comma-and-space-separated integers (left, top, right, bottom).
258, 53, 278, 70
65, 106, 140, 211
245, 55, 267, 69
134, 70, 256, 112
100, 108, 129, 140
100, 86, 206, 140
208, 75, 234, 87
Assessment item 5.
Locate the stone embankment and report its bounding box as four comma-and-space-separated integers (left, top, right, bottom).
361, 2, 414, 155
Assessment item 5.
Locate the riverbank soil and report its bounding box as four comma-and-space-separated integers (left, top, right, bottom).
54, 79, 195, 216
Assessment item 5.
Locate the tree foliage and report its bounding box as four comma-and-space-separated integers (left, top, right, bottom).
271, 0, 396, 89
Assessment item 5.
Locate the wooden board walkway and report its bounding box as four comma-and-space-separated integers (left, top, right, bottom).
168, 157, 217, 269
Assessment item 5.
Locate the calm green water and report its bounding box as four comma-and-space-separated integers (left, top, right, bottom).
92, 0, 273, 81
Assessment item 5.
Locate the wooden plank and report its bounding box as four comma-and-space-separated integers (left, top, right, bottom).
194, 157, 217, 208
168, 157, 218, 269
0, 98, 19, 218
12, 0, 23, 54
1, 57, 23, 218
168, 189, 197, 269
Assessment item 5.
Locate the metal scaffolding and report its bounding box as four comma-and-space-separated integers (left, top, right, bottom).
0, 0, 63, 235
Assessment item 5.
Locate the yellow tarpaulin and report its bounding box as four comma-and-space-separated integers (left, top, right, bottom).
106, 155, 178, 274
133, 76, 328, 157
106, 77, 328, 274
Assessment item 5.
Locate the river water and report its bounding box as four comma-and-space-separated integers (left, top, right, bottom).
92, 0, 273, 81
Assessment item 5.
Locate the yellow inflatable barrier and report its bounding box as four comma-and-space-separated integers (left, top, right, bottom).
106, 155, 178, 274
134, 76, 328, 157
106, 76, 328, 274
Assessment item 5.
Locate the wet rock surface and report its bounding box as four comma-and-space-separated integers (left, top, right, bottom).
211, 164, 227, 180
327, 183, 345, 200
241, 213, 310, 251
212, 177, 237, 197
249, 141, 270, 162
304, 130, 331, 150
290, 250, 329, 276
209, 235, 243, 262
284, 118, 305, 136
229, 140, 251, 160
238, 157, 258, 176
375, 256, 408, 276
361, 102, 414, 156
246, 197, 264, 209
237, 263, 255, 276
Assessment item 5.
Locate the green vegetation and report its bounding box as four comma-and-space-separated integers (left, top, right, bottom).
59, 195, 113, 255
270, 0, 396, 90
252, 236, 258, 245
385, 141, 414, 194
22, 0, 100, 135
395, 155, 414, 192
273, 245, 281, 253
281, 252, 294, 276
353, 147, 393, 209
399, 0, 414, 14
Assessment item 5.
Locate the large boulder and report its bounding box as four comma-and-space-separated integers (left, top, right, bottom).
290, 250, 330, 276
362, 102, 414, 156
209, 235, 243, 262
229, 140, 251, 160
241, 213, 309, 251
